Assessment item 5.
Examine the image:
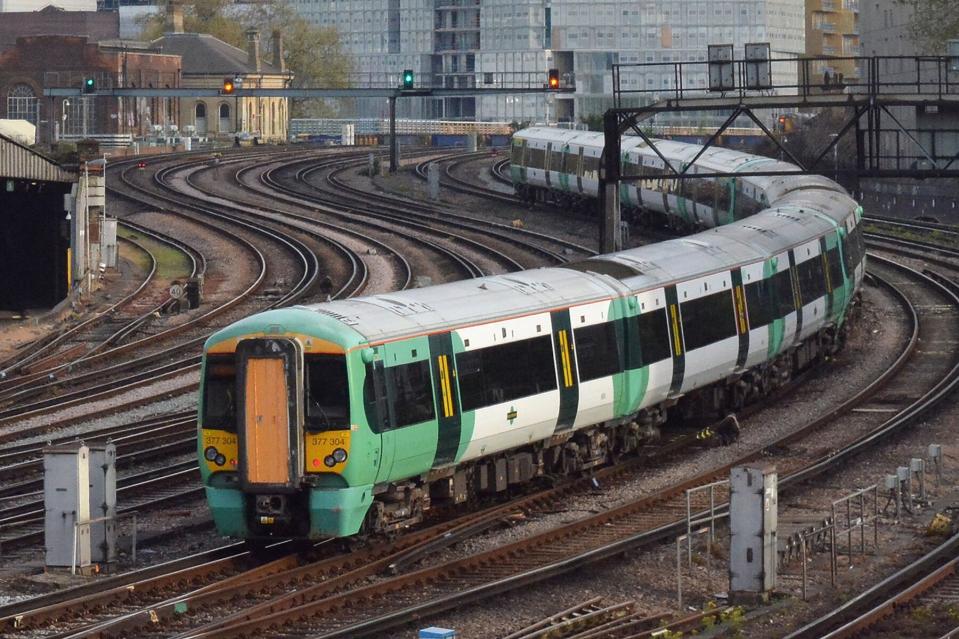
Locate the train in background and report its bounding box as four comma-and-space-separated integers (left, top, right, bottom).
197, 127, 866, 541
510, 125, 817, 231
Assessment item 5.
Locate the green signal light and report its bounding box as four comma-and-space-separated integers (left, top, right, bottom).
402, 69, 414, 89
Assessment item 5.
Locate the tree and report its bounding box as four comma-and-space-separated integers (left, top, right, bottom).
896, 0, 959, 52
139, 0, 352, 117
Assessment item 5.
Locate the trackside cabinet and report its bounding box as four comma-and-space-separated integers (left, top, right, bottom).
43, 442, 91, 568
729, 464, 778, 599
88, 443, 117, 564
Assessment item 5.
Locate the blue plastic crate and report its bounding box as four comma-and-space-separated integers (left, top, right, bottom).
419, 628, 457, 639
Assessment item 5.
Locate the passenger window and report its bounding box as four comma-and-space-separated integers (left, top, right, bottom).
636, 308, 672, 365
680, 290, 737, 351
202, 355, 236, 429
773, 268, 797, 317
826, 247, 844, 290
549, 148, 563, 171
456, 335, 556, 411
797, 256, 827, 303
745, 278, 776, 329
305, 355, 350, 431
387, 360, 435, 427
527, 147, 546, 169
574, 321, 622, 381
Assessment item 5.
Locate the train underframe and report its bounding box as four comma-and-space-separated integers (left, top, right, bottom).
361, 298, 859, 536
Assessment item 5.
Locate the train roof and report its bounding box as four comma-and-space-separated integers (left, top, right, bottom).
291, 267, 619, 345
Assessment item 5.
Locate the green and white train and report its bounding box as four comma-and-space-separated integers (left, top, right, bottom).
198, 127, 866, 540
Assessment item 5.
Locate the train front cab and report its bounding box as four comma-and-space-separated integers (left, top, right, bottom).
199, 333, 374, 540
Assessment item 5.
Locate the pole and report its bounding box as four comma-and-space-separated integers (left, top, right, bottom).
600, 109, 622, 253
389, 96, 398, 173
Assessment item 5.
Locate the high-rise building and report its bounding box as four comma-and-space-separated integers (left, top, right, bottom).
805, 0, 861, 85
291, 0, 807, 123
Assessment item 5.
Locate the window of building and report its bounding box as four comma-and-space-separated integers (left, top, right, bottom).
62, 96, 95, 136
7, 84, 38, 126
680, 289, 737, 351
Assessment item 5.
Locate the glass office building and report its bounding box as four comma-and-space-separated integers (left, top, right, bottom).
291, 0, 806, 123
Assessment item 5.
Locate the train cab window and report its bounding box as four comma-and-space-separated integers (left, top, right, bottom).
843, 226, 864, 273
772, 268, 797, 317
826, 247, 845, 290
796, 256, 827, 303
305, 355, 350, 431
386, 360, 435, 427
456, 335, 556, 411
636, 308, 672, 365
527, 147, 546, 169
202, 355, 236, 429
574, 321, 622, 381
680, 290, 737, 351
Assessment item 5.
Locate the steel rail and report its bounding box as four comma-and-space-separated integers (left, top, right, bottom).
175, 258, 959, 639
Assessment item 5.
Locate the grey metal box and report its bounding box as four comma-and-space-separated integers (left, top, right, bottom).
88, 443, 117, 564
745, 43, 772, 90
44, 442, 91, 568
708, 44, 735, 92
729, 464, 778, 595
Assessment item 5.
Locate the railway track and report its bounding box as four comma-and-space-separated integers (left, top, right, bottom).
785, 532, 959, 639
7, 247, 955, 638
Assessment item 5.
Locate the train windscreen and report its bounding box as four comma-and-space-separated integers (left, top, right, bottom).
305, 355, 350, 431
202, 355, 236, 429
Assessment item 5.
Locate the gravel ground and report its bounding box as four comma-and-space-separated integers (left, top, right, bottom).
0, 376, 197, 443
380, 269, 954, 637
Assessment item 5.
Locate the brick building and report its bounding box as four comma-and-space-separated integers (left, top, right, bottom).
0, 34, 181, 143
0, 5, 118, 52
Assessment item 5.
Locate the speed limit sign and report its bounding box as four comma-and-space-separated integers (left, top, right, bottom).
169, 283, 185, 299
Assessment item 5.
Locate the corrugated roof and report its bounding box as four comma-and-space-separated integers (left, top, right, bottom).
151, 32, 285, 76
0, 134, 75, 183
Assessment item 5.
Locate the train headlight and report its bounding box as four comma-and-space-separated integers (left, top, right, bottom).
332, 448, 348, 463
323, 455, 336, 468
204, 446, 218, 461
214, 454, 226, 466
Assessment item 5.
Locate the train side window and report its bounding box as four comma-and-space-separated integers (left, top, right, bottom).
744, 277, 776, 328
574, 321, 622, 381
826, 247, 844, 289
797, 256, 827, 303
305, 355, 350, 431
582, 154, 600, 180
680, 290, 737, 351
636, 308, 672, 365
549, 146, 563, 172
773, 268, 797, 317
202, 355, 236, 429
386, 360, 435, 428
456, 335, 557, 411
527, 147, 546, 170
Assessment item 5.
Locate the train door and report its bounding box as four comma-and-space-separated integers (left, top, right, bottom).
576, 147, 585, 194
236, 338, 303, 491
544, 142, 553, 187
367, 359, 396, 484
